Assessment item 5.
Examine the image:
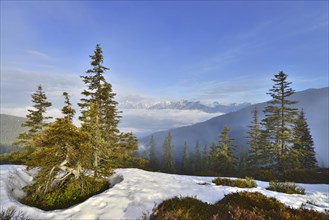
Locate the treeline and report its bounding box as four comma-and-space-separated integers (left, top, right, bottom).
143, 72, 324, 182
1, 44, 145, 210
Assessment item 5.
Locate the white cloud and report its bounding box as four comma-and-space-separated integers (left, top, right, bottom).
119, 109, 223, 137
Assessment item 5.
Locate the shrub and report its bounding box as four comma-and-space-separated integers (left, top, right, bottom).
21, 176, 109, 210
266, 181, 305, 195
212, 176, 257, 188
149, 192, 329, 220
0, 207, 33, 220
282, 169, 329, 184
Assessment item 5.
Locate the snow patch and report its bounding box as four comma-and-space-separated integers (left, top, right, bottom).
0, 165, 328, 219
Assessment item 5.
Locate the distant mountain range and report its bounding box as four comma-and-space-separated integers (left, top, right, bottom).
140, 87, 329, 167
119, 100, 251, 113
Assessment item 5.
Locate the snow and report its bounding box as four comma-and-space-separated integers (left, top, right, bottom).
1, 165, 328, 219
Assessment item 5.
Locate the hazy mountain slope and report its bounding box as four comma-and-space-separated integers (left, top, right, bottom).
0, 114, 27, 145
140, 87, 329, 167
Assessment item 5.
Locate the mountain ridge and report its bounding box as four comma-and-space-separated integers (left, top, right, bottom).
119, 100, 251, 113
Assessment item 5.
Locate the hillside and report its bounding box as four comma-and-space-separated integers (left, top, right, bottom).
140, 87, 329, 167
0, 114, 27, 146
0, 165, 328, 219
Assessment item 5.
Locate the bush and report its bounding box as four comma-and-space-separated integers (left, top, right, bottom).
149, 192, 329, 220
149, 196, 216, 220
21, 176, 109, 210
0, 207, 32, 220
266, 181, 305, 195
216, 191, 285, 213
250, 168, 329, 184
212, 176, 257, 188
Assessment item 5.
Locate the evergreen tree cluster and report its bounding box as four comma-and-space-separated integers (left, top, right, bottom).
12, 44, 144, 209
247, 71, 317, 172
144, 125, 237, 176
143, 71, 317, 177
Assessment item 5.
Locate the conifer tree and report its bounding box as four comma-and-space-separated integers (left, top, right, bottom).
193, 140, 201, 173
78, 44, 120, 142
162, 132, 175, 173
14, 85, 52, 149
79, 44, 140, 177
209, 142, 218, 173
62, 92, 75, 121
263, 71, 298, 170
201, 144, 209, 172
149, 136, 159, 170
238, 147, 248, 175
182, 142, 190, 174
217, 125, 236, 176
292, 110, 317, 168
247, 107, 263, 169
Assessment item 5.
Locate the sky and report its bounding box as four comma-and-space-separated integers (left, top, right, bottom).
1, 1, 328, 132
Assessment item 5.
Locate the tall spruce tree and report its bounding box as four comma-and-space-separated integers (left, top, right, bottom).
78, 44, 121, 142
263, 71, 299, 170
162, 132, 175, 173
14, 85, 52, 148
292, 110, 317, 169
217, 125, 236, 176
78, 44, 141, 177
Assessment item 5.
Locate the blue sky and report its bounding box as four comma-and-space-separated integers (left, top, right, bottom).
1, 0, 328, 114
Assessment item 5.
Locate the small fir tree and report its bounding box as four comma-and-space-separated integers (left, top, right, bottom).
162, 132, 175, 173
62, 92, 75, 121
14, 85, 52, 148
149, 136, 159, 170
238, 147, 248, 176
193, 140, 201, 173
201, 144, 209, 172
247, 108, 275, 171
209, 142, 218, 173
182, 142, 190, 174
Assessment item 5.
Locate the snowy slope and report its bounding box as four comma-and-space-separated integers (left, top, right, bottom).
0, 165, 328, 219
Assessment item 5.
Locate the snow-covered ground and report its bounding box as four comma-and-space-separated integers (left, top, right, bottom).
0, 165, 328, 219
